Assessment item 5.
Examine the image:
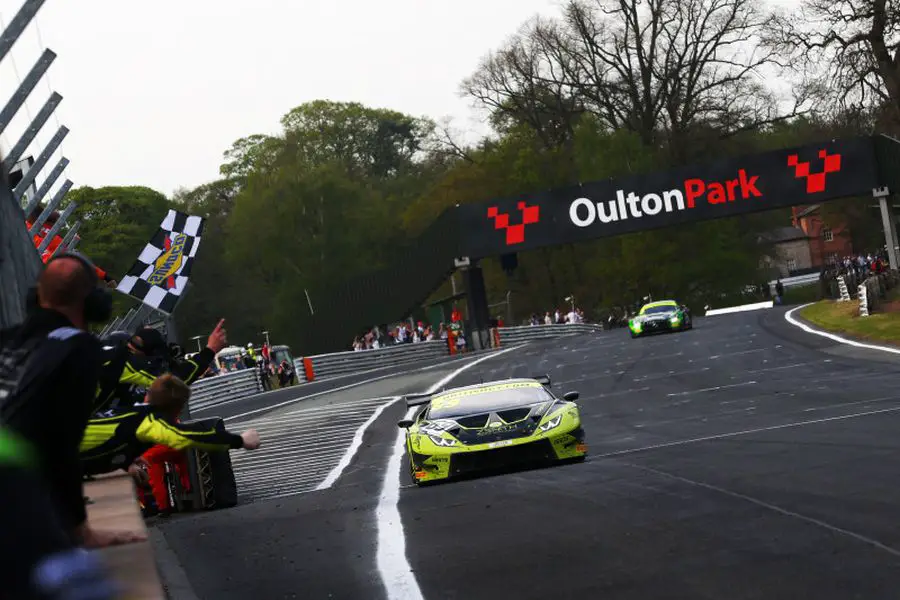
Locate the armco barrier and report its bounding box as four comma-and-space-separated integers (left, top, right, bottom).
497, 323, 604, 344
190, 369, 260, 411
296, 340, 450, 381
189, 323, 604, 411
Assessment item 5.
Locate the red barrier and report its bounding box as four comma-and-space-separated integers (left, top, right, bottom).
303, 357, 315, 381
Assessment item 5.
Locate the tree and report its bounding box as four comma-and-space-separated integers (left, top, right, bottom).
219, 134, 283, 182
278, 100, 436, 178
464, 0, 809, 162
767, 0, 900, 133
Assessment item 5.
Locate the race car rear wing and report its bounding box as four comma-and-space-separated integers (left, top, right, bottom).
404, 393, 434, 407
534, 375, 551, 386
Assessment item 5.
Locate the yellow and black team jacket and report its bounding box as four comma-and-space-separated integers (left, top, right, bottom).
93, 344, 215, 415
79, 404, 244, 476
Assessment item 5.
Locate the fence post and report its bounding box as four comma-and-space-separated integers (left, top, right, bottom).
859, 284, 869, 317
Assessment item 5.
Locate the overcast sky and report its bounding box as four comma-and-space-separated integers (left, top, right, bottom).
0, 0, 570, 197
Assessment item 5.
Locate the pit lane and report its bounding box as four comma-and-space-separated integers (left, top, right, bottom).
156, 308, 900, 599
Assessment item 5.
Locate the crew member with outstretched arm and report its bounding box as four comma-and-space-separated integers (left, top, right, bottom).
80, 374, 260, 503
93, 319, 227, 415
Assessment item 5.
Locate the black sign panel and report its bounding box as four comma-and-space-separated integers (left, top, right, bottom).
458, 137, 879, 258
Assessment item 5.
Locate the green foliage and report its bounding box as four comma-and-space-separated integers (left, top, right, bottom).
279, 100, 435, 178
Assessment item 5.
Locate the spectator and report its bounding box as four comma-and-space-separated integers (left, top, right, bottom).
277, 358, 295, 387
0, 253, 143, 598
775, 279, 784, 305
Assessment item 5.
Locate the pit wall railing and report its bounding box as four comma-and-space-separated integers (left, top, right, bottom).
188, 322, 605, 411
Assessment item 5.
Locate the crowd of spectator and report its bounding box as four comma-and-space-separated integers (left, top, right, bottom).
527, 307, 587, 326
827, 252, 889, 279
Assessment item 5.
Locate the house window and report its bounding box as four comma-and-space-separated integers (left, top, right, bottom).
786, 258, 797, 272
823, 228, 834, 242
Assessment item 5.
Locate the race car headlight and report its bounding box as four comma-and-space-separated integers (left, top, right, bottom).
539, 414, 562, 432
428, 435, 457, 447
630, 320, 641, 331
670, 315, 681, 324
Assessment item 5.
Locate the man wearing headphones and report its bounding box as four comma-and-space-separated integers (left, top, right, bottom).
0, 252, 142, 598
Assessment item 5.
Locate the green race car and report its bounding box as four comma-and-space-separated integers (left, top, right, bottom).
398, 376, 586, 485
628, 300, 693, 338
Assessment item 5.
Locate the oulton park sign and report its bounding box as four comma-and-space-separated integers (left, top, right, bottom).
457, 136, 882, 258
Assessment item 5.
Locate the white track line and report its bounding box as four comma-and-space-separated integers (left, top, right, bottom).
666, 381, 757, 397
594, 401, 900, 459
785, 303, 900, 355
630, 463, 900, 559
316, 397, 400, 490
376, 345, 524, 600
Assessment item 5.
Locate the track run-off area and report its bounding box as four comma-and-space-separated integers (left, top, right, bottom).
155, 306, 900, 600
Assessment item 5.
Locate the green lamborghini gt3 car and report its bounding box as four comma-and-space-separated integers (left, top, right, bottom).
398, 376, 586, 485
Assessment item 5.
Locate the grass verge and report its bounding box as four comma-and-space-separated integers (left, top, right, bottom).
798, 294, 900, 344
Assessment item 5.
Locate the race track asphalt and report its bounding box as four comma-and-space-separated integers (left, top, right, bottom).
155, 306, 900, 600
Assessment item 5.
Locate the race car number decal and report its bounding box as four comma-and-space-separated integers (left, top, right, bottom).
488, 440, 514, 449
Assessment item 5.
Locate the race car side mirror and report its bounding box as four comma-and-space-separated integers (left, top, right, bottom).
398, 419, 414, 429
563, 391, 579, 401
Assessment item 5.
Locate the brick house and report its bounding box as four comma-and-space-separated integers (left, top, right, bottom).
760, 205, 853, 276
791, 204, 854, 267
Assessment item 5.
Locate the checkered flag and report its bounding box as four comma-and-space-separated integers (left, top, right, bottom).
116, 209, 205, 314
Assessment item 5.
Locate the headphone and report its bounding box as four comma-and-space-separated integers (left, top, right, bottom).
30, 252, 114, 324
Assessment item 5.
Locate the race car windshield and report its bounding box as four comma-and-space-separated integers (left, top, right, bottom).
427, 385, 555, 419
641, 304, 677, 315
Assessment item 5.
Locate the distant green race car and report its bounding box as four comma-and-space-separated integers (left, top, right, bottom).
628, 300, 693, 338
398, 376, 586, 485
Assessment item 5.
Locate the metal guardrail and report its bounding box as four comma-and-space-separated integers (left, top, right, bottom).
768, 272, 820, 294
188, 323, 604, 411
190, 369, 260, 411
296, 340, 450, 381
497, 323, 604, 343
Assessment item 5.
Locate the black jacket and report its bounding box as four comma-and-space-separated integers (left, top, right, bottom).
93, 345, 216, 415
81, 404, 244, 475
0, 308, 102, 532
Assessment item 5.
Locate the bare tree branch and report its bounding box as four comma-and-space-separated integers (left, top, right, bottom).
462, 0, 804, 157
765, 0, 900, 130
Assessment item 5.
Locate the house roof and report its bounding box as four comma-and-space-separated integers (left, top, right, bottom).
761, 226, 809, 243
